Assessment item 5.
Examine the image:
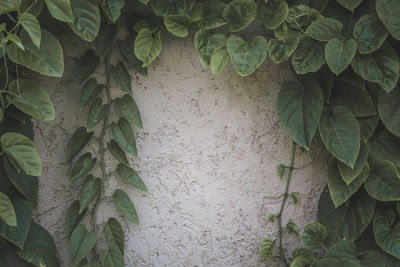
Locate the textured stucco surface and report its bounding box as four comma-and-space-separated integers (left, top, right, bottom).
33, 34, 328, 266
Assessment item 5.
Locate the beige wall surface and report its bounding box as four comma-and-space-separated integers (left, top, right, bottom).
33, 34, 328, 266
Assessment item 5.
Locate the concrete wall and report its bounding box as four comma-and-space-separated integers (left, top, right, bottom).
33, 34, 328, 266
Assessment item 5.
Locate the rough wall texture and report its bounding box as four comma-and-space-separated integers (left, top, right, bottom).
33, 34, 328, 266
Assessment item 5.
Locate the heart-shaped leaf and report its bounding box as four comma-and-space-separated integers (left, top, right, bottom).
378, 86, 400, 137
226, 34, 268, 76
300, 221, 327, 250
70, 152, 96, 183
196, 1, 226, 30
338, 141, 369, 184
44, 0, 73, 22
376, 0, 400, 40
79, 175, 101, 214
319, 106, 360, 168
116, 164, 147, 192
111, 118, 137, 157
100, 245, 124, 267
369, 129, 400, 166
80, 79, 104, 108
164, 14, 191, 37
134, 28, 161, 67
336, 0, 363, 11
291, 38, 324, 74
373, 210, 400, 259
107, 140, 128, 165
87, 97, 110, 130
75, 49, 101, 85
69, 0, 100, 42
267, 32, 300, 64
258, 238, 275, 261
65, 200, 86, 237
117, 35, 147, 76
306, 17, 343, 42
256, 0, 288, 30
95, 21, 115, 59
114, 94, 142, 128
325, 38, 357, 75
210, 45, 229, 74
19, 13, 41, 48
277, 77, 324, 150
358, 115, 379, 141
0, 0, 21, 15
103, 218, 124, 255
111, 61, 132, 96
353, 14, 388, 54
0, 192, 16, 227
113, 189, 138, 225
194, 30, 226, 67
99, 0, 124, 23
222, 0, 256, 32
69, 224, 96, 265
66, 127, 93, 162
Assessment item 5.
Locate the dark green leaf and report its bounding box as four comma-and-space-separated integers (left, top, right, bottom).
353, 14, 388, 54
66, 127, 94, 162
111, 118, 137, 157
0, 0, 21, 15
80, 78, 104, 108
44, 0, 73, 22
110, 61, 132, 96
300, 221, 327, 250
164, 14, 191, 38
65, 200, 86, 237
107, 140, 128, 165
338, 141, 369, 184
361, 251, 386, 267
196, 1, 226, 30
151, 0, 195, 16
19, 13, 41, 48
336, 0, 363, 11
318, 106, 360, 168
95, 21, 115, 59
17, 221, 60, 267
373, 210, 400, 259
256, 0, 288, 30
364, 160, 400, 201
7, 29, 63, 77
286, 4, 321, 30
117, 35, 147, 76
325, 38, 357, 75
87, 97, 110, 130
112, 189, 138, 225
103, 218, 124, 255
116, 164, 147, 192
267, 32, 300, 64
369, 129, 400, 166
0, 192, 16, 227
291, 38, 324, 74
378, 86, 400, 137
1, 132, 41, 176
358, 115, 378, 141
134, 29, 161, 67
114, 94, 142, 128
70, 152, 96, 183
376, 0, 400, 40
69, 0, 100, 42
194, 30, 226, 67
99, 245, 124, 267
351, 43, 399, 93
79, 175, 101, 214
222, 0, 256, 32
306, 17, 343, 42
74, 49, 101, 85
69, 224, 96, 265
277, 77, 324, 150
99, 0, 124, 23
226, 34, 268, 76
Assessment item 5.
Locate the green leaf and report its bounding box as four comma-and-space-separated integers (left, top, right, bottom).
338, 67, 366, 89
103, 218, 124, 255
210, 45, 229, 74
336, 0, 363, 11
327, 159, 369, 207
376, 0, 400, 40
1, 132, 41, 176
0, 0, 21, 15
87, 97, 110, 130
69, 0, 100, 42
364, 160, 400, 201
19, 13, 41, 48
277, 77, 324, 150
111, 118, 137, 157
80, 78, 104, 108
222, 0, 256, 32
151, 0, 195, 16
351, 43, 399, 93
226, 35, 268, 76
107, 140, 128, 165
70, 152, 96, 183
65, 200, 86, 237
256, 0, 288, 30
44, 0, 73, 22
7, 79, 55, 121
325, 38, 357, 75
291, 38, 324, 74
3, 157, 38, 209
291, 256, 312, 267
267, 32, 300, 64
0, 192, 16, 227
353, 14, 388, 54
134, 29, 161, 67
99, 245, 124, 267
21, 0, 44, 17
194, 30, 226, 67
338, 141, 369, 184
164, 14, 191, 38
69, 224, 96, 266
66, 127, 93, 162
117, 34, 147, 76
361, 251, 386, 267
373, 210, 400, 259
306, 17, 343, 42
292, 248, 315, 265
369, 129, 400, 166
311, 258, 360, 267
7, 32, 25, 51
79, 175, 101, 214
7, 29, 63, 77
116, 164, 147, 192
0, 193, 32, 249
110, 61, 132, 96
17, 221, 59, 267
300, 221, 327, 250
196, 1, 226, 30
258, 238, 275, 261
113, 189, 138, 225
378, 86, 400, 137
114, 94, 142, 128
95, 21, 115, 59
286, 4, 321, 30
312, 241, 361, 266
99, 0, 125, 23
75, 49, 101, 85
330, 80, 376, 117
359, 116, 378, 141
318, 106, 360, 168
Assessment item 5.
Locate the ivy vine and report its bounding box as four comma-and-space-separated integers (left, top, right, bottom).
1, 0, 400, 266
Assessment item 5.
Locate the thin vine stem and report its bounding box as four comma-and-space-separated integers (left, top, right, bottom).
91, 54, 112, 260
276, 142, 296, 267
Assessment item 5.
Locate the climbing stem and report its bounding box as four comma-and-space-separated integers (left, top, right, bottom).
276, 142, 296, 267
91, 54, 112, 260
